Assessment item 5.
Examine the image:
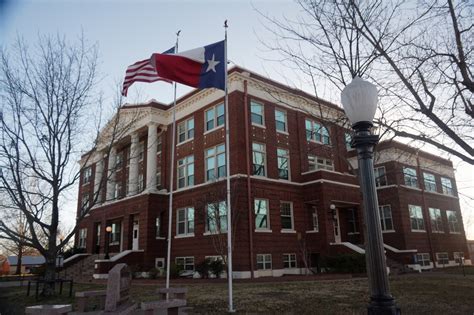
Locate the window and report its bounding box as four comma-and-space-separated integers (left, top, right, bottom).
138, 141, 145, 162
176, 257, 194, 271
256, 254, 272, 270
116, 153, 123, 168
441, 177, 454, 195
275, 109, 287, 132
155, 217, 161, 238
178, 118, 194, 143
114, 182, 121, 199
429, 208, 443, 233
344, 132, 352, 150
206, 201, 228, 233
416, 253, 431, 266
110, 222, 121, 244
436, 252, 449, 265
251, 101, 264, 126
138, 173, 144, 192
252, 142, 266, 176
177, 207, 194, 236
347, 208, 358, 233
157, 136, 162, 153
308, 155, 334, 171
255, 199, 269, 230
454, 252, 464, 264
305, 119, 330, 144
312, 207, 319, 232
156, 171, 161, 189
78, 228, 87, 248
83, 167, 92, 184
205, 103, 225, 131
423, 172, 437, 192
283, 253, 297, 268
379, 205, 394, 231
403, 167, 418, 187
125, 148, 130, 167
447, 210, 460, 233
205, 144, 226, 181
277, 148, 290, 180
409, 205, 425, 231
280, 201, 293, 230
81, 193, 90, 211
177, 155, 194, 189
374, 166, 387, 187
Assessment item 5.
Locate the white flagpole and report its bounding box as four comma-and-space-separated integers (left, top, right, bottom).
166, 30, 180, 290
224, 20, 235, 313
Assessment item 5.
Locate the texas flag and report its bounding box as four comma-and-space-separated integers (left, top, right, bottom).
151, 40, 225, 91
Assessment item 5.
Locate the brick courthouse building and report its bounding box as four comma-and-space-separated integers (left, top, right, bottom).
74, 67, 471, 278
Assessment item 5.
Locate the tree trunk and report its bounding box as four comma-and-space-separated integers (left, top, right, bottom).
15, 246, 23, 275
42, 256, 57, 296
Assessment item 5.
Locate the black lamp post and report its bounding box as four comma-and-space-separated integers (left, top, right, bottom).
105, 226, 112, 260
341, 77, 400, 314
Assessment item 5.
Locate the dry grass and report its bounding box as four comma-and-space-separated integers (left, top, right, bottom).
1, 269, 474, 314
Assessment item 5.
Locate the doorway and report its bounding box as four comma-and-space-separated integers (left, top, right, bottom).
132, 220, 139, 250
333, 208, 341, 243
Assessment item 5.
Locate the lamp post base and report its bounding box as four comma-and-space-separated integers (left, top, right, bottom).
367, 293, 401, 314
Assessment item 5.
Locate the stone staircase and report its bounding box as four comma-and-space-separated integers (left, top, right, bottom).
60, 254, 99, 282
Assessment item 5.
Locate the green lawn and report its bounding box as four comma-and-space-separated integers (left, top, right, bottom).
1, 269, 474, 314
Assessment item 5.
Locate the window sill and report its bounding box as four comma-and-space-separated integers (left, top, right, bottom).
307, 139, 331, 146
174, 234, 195, 239
255, 229, 272, 233
203, 231, 227, 236
251, 123, 266, 129
306, 230, 319, 234
382, 230, 396, 233
203, 125, 225, 136
281, 229, 296, 234
432, 231, 444, 234
449, 232, 462, 235
411, 230, 426, 233
347, 232, 360, 235
176, 138, 194, 147
109, 242, 119, 246
276, 130, 289, 136
155, 237, 166, 240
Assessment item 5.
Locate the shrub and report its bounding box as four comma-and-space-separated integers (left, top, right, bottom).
148, 267, 159, 279
322, 253, 366, 274
195, 258, 212, 279
209, 259, 225, 278
168, 262, 183, 278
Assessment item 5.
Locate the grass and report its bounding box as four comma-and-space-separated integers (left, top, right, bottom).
1, 268, 474, 314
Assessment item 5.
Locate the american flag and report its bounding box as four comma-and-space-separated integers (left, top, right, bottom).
121, 47, 175, 96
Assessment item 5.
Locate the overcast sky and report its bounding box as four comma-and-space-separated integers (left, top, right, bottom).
2, 0, 473, 239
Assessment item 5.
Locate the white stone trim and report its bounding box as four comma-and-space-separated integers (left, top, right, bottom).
63, 253, 89, 264
383, 244, 417, 253
330, 242, 365, 254
174, 234, 195, 239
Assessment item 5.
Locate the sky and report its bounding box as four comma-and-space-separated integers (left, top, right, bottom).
1, 0, 473, 239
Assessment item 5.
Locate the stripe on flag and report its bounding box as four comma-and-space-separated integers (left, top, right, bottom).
122, 47, 175, 96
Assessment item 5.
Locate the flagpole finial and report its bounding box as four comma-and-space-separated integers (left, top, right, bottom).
224, 20, 228, 28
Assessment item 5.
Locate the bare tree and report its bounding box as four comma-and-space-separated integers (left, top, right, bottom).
258, 0, 473, 164
0, 210, 39, 274
0, 34, 136, 295
194, 181, 241, 271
